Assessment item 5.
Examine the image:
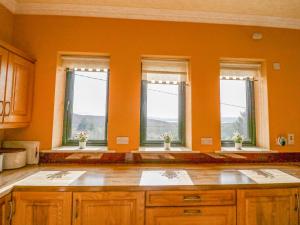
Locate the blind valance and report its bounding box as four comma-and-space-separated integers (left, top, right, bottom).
61, 55, 110, 71
220, 62, 261, 80
142, 59, 189, 84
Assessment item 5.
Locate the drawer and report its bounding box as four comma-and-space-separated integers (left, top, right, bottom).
146, 206, 236, 225
146, 190, 236, 206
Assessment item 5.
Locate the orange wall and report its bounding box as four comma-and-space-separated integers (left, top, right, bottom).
4, 15, 300, 152
0, 5, 14, 44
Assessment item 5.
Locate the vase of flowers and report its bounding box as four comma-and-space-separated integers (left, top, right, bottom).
161, 133, 173, 150
232, 132, 244, 150
76, 131, 88, 149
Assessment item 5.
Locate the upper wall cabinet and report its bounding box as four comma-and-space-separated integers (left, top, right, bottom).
0, 47, 9, 122
0, 41, 35, 129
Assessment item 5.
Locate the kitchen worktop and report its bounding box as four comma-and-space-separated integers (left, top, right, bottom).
1, 163, 300, 196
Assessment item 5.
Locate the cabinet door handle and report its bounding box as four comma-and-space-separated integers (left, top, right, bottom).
183, 195, 201, 201
4, 102, 10, 116
74, 199, 79, 219
12, 198, 16, 216
8, 199, 15, 223
295, 193, 299, 211
0, 101, 3, 116
8, 201, 13, 223
183, 209, 201, 215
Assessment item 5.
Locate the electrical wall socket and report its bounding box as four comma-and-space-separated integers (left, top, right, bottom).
201, 137, 213, 145
288, 134, 295, 145
116, 137, 129, 145
273, 62, 281, 70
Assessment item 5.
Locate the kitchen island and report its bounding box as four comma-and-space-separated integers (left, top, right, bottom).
1, 163, 300, 225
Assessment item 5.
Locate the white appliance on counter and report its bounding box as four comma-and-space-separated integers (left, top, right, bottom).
2, 141, 40, 165
0, 154, 3, 172
0, 148, 27, 169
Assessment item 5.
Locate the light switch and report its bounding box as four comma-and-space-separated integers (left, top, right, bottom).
201, 138, 213, 145
273, 63, 281, 70
288, 134, 295, 145
116, 137, 129, 145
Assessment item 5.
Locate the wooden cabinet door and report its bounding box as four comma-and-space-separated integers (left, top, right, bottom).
237, 188, 298, 225
4, 53, 34, 124
73, 192, 145, 225
0, 194, 12, 225
12, 192, 72, 225
146, 206, 236, 225
0, 47, 8, 123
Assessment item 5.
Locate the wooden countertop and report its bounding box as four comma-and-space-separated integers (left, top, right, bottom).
1, 163, 300, 196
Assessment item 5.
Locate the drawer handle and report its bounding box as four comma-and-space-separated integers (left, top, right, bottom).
183, 209, 201, 215
183, 195, 201, 201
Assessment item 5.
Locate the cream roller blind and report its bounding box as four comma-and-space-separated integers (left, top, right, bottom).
61, 55, 110, 71
220, 62, 261, 80
142, 59, 189, 84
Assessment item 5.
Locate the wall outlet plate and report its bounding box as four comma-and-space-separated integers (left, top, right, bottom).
116, 137, 129, 145
252, 32, 263, 40
288, 134, 295, 145
201, 137, 213, 145
273, 62, 281, 70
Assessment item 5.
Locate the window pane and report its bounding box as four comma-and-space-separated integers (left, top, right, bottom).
71, 71, 108, 140
146, 83, 179, 141
220, 80, 249, 141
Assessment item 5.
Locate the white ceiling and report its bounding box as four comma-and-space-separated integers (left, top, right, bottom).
1, 0, 300, 29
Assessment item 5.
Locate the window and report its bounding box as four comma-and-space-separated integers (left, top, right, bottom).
62, 56, 109, 146
140, 58, 188, 146
220, 62, 260, 146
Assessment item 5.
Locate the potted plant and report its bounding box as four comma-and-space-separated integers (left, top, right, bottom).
232, 132, 244, 150
161, 133, 173, 150
75, 131, 88, 149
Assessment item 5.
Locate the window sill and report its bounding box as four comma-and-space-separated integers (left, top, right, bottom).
216, 147, 277, 154
133, 147, 198, 154
44, 146, 115, 153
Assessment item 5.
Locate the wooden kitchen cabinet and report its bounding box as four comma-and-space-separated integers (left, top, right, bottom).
3, 53, 34, 126
0, 194, 12, 225
73, 192, 145, 225
0, 41, 35, 129
237, 188, 298, 225
146, 206, 236, 225
146, 190, 236, 225
146, 190, 236, 206
0, 47, 9, 122
12, 192, 72, 225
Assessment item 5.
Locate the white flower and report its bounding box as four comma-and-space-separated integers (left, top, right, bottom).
75, 131, 88, 142
160, 132, 173, 143
232, 132, 244, 144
